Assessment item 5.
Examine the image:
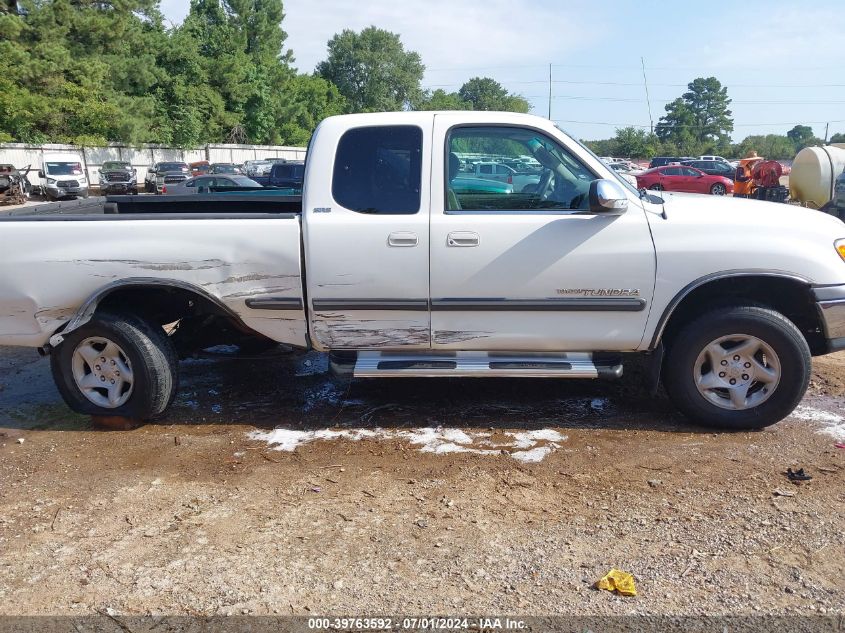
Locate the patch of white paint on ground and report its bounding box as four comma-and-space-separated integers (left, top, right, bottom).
792, 405, 845, 440
249, 426, 567, 462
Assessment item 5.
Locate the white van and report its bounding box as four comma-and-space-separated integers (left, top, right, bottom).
39, 153, 89, 200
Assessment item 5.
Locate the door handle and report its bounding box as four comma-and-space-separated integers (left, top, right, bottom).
388, 231, 418, 247
447, 231, 480, 247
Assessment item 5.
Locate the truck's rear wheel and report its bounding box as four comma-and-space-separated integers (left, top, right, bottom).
51, 312, 178, 419
662, 306, 810, 429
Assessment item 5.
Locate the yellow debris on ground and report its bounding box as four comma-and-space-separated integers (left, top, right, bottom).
595, 569, 637, 596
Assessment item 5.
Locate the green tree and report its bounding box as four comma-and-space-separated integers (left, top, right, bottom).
733, 134, 797, 160
613, 126, 651, 158
414, 89, 469, 111
787, 125, 813, 147
830, 132, 845, 144
275, 74, 346, 145
457, 77, 530, 113
1, 0, 167, 144
656, 77, 733, 155
316, 26, 424, 113
583, 138, 616, 157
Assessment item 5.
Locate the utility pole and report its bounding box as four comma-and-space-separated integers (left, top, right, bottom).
641, 57, 654, 134
824, 122, 830, 143
548, 63, 552, 120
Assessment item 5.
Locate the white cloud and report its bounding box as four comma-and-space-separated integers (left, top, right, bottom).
282, 0, 597, 84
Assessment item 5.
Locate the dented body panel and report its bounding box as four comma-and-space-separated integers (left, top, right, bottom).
0, 217, 307, 347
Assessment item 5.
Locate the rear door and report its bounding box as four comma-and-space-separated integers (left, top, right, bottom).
661, 166, 683, 190
304, 119, 432, 350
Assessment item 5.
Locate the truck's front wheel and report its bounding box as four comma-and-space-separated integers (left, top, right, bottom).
663, 306, 810, 429
51, 312, 178, 419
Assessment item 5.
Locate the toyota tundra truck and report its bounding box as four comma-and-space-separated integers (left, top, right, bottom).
2, 111, 844, 429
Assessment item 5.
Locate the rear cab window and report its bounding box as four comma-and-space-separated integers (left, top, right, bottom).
332, 125, 422, 215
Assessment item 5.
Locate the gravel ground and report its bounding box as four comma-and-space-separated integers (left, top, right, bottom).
0, 346, 843, 619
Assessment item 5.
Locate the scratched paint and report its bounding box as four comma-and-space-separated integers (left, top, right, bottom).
312, 320, 429, 349
433, 330, 492, 345
0, 218, 307, 348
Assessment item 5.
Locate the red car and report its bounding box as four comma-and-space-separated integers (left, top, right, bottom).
636, 165, 733, 196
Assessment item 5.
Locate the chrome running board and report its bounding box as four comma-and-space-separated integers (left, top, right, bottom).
352, 351, 622, 379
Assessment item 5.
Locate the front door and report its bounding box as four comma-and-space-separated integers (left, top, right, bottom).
304, 120, 431, 350
430, 116, 655, 351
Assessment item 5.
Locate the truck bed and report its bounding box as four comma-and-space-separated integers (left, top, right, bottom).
0, 198, 308, 349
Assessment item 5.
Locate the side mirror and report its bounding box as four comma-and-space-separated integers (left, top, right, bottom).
132, 168, 137, 176
588, 179, 629, 215
38, 170, 44, 178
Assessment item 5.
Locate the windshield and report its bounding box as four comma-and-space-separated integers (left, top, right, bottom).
160, 162, 188, 172
45, 162, 83, 176
274, 164, 305, 179
212, 164, 238, 173
102, 162, 130, 171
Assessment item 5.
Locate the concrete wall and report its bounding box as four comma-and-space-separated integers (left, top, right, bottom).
0, 143, 307, 184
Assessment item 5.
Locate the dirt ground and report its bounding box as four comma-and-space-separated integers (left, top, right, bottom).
0, 346, 844, 619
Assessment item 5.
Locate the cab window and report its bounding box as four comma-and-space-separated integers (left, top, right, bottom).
446, 126, 594, 212
332, 125, 422, 214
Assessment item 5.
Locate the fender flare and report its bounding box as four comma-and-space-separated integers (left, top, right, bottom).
648, 269, 813, 349
48, 277, 251, 348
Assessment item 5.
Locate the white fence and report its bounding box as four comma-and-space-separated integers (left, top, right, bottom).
0, 142, 307, 185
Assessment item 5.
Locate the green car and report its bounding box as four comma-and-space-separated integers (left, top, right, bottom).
451, 175, 513, 195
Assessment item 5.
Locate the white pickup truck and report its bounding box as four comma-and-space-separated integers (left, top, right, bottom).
2, 111, 844, 429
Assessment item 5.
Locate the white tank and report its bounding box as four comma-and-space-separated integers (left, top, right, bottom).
789, 146, 845, 208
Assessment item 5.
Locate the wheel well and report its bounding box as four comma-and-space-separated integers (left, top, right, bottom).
93, 284, 271, 356
658, 276, 827, 355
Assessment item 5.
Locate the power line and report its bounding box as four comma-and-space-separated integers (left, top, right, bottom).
520, 95, 845, 105
554, 118, 845, 129
424, 62, 845, 73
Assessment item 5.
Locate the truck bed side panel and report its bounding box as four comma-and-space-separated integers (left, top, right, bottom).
0, 217, 307, 347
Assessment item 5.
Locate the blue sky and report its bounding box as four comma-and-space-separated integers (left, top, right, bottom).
160, 0, 845, 141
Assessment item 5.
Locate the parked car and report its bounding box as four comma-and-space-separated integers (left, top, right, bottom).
681, 159, 736, 179
648, 156, 695, 169
699, 155, 730, 163
163, 174, 262, 194
208, 163, 242, 175
243, 160, 273, 178
451, 175, 514, 195
637, 165, 734, 195
472, 161, 541, 192
98, 161, 137, 195
610, 161, 641, 174
267, 161, 305, 190
144, 162, 189, 193
3, 110, 844, 433
38, 153, 89, 200
190, 161, 210, 176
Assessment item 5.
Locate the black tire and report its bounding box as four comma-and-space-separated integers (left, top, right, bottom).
50, 312, 178, 419
662, 306, 810, 430
710, 183, 726, 195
